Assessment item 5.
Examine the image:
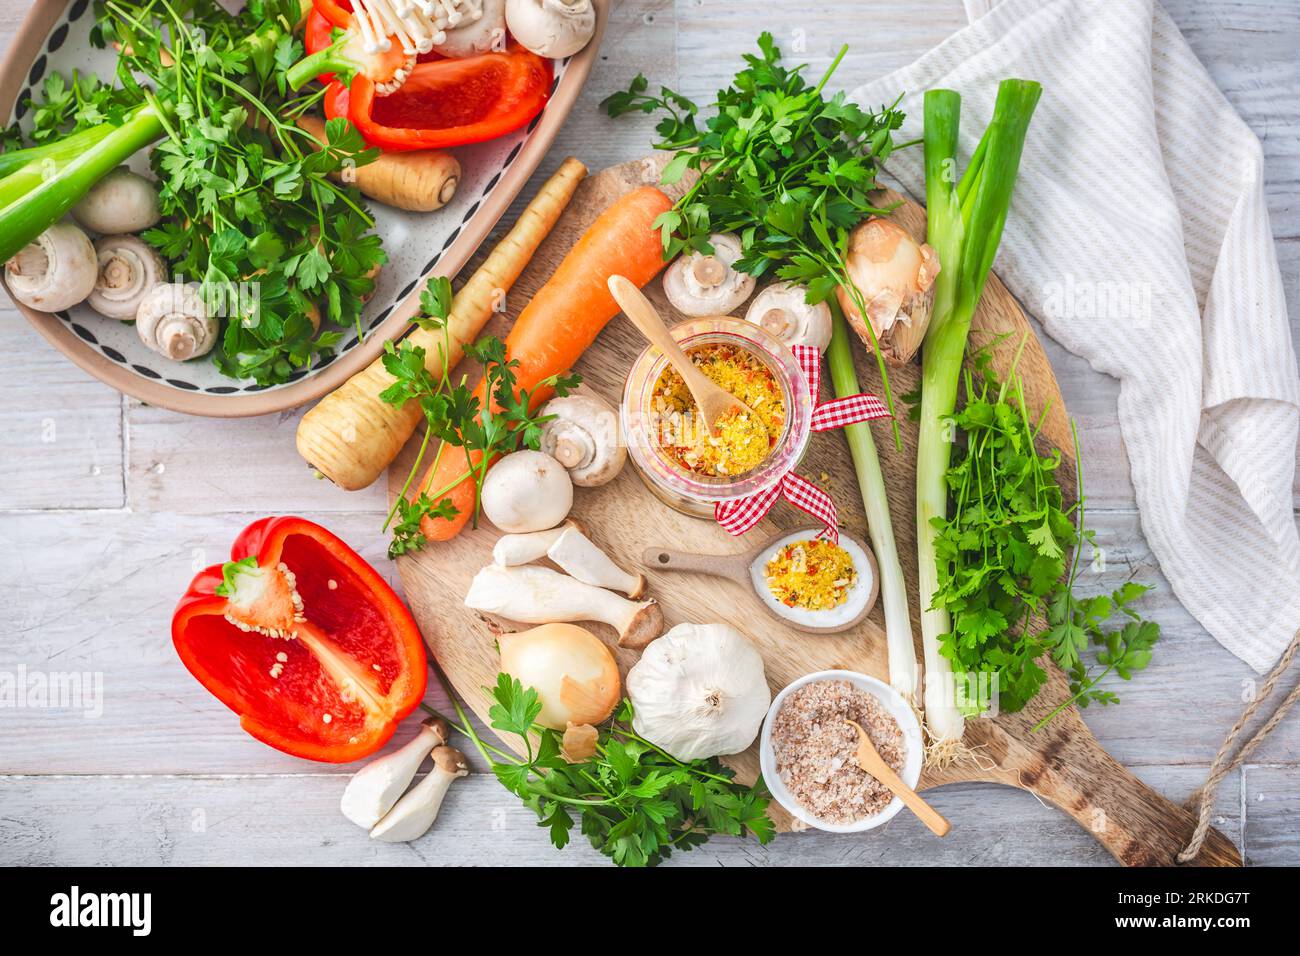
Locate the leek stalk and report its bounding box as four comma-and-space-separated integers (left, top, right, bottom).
917, 80, 1041, 753
826, 297, 918, 703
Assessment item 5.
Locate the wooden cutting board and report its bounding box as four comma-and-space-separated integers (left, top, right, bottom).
392, 156, 1240, 867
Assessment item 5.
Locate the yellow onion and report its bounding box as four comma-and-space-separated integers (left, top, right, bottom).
498, 623, 620, 730
836, 217, 940, 366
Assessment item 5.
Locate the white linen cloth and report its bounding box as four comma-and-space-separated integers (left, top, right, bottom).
848, 0, 1300, 672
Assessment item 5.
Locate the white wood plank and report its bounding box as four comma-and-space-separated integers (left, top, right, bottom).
1243, 764, 1300, 866
0, 314, 126, 511
0, 763, 1239, 866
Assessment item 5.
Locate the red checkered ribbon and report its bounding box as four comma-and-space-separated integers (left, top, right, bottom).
714, 344, 890, 542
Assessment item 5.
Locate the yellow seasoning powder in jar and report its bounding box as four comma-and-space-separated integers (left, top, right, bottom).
651, 342, 786, 477
764, 539, 858, 611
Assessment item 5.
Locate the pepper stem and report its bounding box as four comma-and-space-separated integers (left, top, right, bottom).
286, 36, 358, 91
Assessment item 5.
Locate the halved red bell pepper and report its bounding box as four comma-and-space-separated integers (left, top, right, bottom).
312, 0, 353, 30
173, 517, 427, 763
341, 44, 552, 151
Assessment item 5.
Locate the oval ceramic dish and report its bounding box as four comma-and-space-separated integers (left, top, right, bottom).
759, 670, 924, 833
0, 0, 608, 416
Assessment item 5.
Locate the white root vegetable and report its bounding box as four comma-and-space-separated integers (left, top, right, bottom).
547, 527, 645, 598
836, 217, 940, 366
71, 166, 161, 234
498, 623, 620, 729
505, 0, 596, 58
340, 716, 450, 829
465, 564, 663, 649
480, 450, 573, 533
3, 223, 97, 313
135, 282, 217, 360
88, 235, 166, 320
492, 518, 585, 566
369, 745, 468, 842
744, 281, 832, 351
437, 0, 506, 56
538, 393, 625, 487
661, 232, 755, 316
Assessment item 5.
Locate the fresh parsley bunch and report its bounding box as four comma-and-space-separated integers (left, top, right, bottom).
930, 352, 1159, 721
380, 278, 580, 558
449, 675, 774, 867
603, 33, 912, 434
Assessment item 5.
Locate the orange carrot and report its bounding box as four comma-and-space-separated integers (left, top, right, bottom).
418, 185, 673, 540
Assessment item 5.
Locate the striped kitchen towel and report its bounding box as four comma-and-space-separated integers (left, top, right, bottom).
849, 0, 1300, 672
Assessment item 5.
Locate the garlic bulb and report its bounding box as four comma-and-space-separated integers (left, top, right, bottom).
499, 623, 621, 730
626, 622, 770, 761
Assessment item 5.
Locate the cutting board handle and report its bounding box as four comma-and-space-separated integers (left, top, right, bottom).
642, 546, 751, 585
957, 718, 1242, 866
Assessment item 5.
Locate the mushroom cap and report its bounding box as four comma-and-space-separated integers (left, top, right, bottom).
744, 281, 833, 351
617, 599, 664, 650
421, 715, 452, 747
135, 282, 218, 361
481, 449, 574, 533
431, 745, 469, 776
505, 0, 597, 59
71, 166, 161, 235
662, 232, 756, 317
3, 222, 97, 313
538, 393, 626, 487
88, 235, 166, 321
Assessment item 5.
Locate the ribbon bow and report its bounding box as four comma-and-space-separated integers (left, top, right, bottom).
714, 344, 889, 543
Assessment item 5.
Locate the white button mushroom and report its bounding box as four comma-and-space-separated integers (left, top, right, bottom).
369, 745, 469, 843
70, 166, 161, 235
662, 232, 755, 317
538, 393, 625, 487
743, 281, 834, 351
480, 449, 574, 533
88, 235, 166, 321
3, 222, 98, 313
135, 282, 218, 361
505, 0, 596, 59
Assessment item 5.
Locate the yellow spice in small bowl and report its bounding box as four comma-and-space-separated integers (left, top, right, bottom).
764, 539, 858, 611
651, 342, 785, 478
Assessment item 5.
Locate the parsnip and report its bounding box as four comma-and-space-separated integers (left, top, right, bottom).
298, 116, 461, 213
296, 157, 588, 490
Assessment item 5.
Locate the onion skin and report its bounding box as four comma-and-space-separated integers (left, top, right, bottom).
836, 217, 940, 366
498, 623, 620, 730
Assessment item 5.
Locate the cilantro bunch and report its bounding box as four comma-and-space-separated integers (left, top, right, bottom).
603, 33, 913, 438
380, 278, 579, 558
929, 351, 1159, 721
441, 675, 774, 867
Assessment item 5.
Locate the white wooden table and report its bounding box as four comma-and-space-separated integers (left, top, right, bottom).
2, 0, 1298, 866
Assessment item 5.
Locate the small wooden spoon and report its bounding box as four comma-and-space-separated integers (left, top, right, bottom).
845, 719, 951, 837
607, 274, 756, 438
643, 526, 879, 635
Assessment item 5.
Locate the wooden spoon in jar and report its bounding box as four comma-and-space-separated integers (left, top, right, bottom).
607, 274, 757, 438
845, 719, 951, 837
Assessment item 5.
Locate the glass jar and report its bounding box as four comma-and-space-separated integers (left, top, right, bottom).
621, 315, 813, 519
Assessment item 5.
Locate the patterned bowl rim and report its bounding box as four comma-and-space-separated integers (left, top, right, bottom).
0, 0, 609, 418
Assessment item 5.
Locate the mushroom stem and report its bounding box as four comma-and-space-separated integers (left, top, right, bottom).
341, 716, 450, 829
547, 527, 645, 598
464, 564, 663, 648
492, 518, 586, 566
369, 745, 469, 842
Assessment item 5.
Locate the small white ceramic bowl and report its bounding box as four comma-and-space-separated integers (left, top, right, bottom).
760, 669, 925, 833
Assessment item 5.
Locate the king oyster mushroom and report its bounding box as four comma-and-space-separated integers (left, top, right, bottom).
436, 0, 506, 57
743, 281, 833, 351
88, 236, 166, 321
661, 232, 755, 317
135, 282, 217, 361
3, 222, 97, 313
538, 393, 625, 487
70, 167, 161, 235
505, 0, 596, 58
836, 217, 940, 366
